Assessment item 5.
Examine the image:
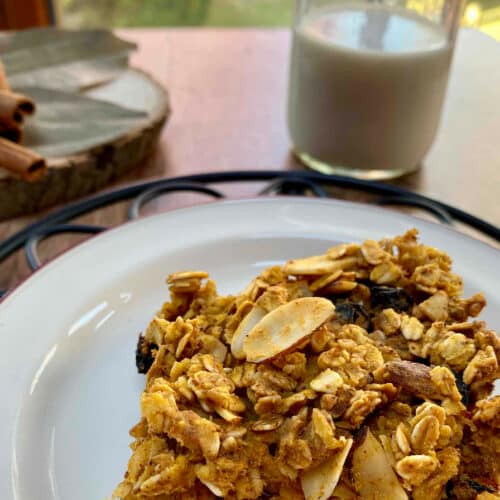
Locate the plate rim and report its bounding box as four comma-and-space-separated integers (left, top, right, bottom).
2, 196, 498, 309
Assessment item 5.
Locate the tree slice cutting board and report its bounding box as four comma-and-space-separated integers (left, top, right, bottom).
0, 68, 170, 220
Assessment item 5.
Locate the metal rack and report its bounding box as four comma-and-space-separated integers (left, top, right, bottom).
0, 170, 498, 288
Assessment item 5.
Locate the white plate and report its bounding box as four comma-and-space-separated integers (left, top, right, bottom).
1, 198, 498, 500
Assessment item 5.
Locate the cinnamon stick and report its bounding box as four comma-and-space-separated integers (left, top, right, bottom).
0, 90, 35, 128
0, 124, 22, 143
0, 137, 46, 181
0, 61, 9, 91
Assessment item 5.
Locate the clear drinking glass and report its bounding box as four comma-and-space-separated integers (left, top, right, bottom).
287, 0, 464, 179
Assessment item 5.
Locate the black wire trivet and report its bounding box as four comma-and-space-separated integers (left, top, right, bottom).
0, 170, 498, 296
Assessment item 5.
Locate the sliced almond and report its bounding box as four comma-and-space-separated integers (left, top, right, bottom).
283, 256, 359, 276
242, 297, 335, 363
327, 243, 360, 259
214, 407, 242, 424
200, 335, 228, 363
230, 304, 267, 359
301, 438, 353, 500
351, 429, 407, 500
196, 475, 224, 497
240, 277, 268, 301
326, 244, 349, 259
331, 481, 359, 500
309, 270, 343, 292
322, 280, 358, 295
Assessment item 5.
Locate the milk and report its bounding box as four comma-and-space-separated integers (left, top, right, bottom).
288, 4, 453, 176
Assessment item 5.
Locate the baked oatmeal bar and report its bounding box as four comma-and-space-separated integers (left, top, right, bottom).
113, 230, 500, 500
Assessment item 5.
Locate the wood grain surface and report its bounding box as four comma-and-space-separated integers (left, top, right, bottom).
0, 68, 170, 219
1, 27, 499, 291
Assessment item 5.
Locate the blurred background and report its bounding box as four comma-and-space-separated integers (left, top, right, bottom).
0, 0, 499, 40
63, 0, 500, 40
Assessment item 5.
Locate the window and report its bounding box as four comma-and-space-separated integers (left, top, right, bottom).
59, 0, 295, 28
58, 0, 500, 40
1, 0, 498, 40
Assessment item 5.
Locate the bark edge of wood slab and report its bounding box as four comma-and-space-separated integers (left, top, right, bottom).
0, 68, 170, 220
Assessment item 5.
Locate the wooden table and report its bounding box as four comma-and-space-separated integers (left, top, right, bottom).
1, 28, 499, 289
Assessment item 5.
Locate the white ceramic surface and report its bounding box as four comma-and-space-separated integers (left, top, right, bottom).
0, 198, 498, 500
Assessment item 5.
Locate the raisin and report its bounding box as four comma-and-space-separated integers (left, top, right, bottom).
413, 356, 431, 366
135, 334, 157, 374
445, 480, 454, 497
446, 477, 496, 499
468, 480, 496, 493
370, 286, 413, 312
454, 371, 471, 406
334, 301, 371, 329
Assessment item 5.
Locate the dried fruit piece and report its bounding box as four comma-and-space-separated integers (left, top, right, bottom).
301, 439, 353, 500
371, 286, 413, 312
136, 334, 157, 374
351, 429, 408, 500
242, 297, 335, 363
334, 302, 370, 328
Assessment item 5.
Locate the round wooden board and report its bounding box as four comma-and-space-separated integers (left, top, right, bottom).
0, 68, 170, 220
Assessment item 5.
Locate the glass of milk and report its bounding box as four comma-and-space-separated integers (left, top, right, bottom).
288, 0, 463, 179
